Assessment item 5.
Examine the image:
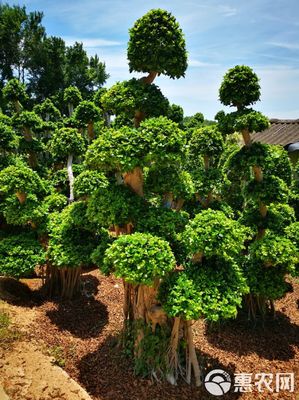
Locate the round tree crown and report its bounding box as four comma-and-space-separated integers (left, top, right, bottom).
127, 9, 187, 78
219, 65, 261, 108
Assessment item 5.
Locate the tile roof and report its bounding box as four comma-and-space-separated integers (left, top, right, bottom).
251, 119, 299, 147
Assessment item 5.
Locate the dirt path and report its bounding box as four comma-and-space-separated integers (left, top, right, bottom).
0, 281, 93, 400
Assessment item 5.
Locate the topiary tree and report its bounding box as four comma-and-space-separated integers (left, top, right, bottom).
217, 65, 296, 318
63, 86, 82, 117
73, 100, 102, 140
3, 78, 28, 113
0, 163, 47, 227
101, 78, 169, 127
85, 116, 186, 197
47, 202, 99, 299
187, 125, 224, 209
127, 8, 187, 83
49, 127, 86, 202
0, 232, 45, 278
34, 98, 61, 121
13, 110, 43, 167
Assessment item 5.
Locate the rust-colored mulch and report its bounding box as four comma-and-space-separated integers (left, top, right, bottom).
23, 271, 299, 400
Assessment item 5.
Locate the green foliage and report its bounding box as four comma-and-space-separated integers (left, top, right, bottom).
248, 233, 297, 269
183, 112, 204, 131
159, 271, 202, 320
49, 127, 86, 158
181, 209, 249, 262
47, 203, 98, 268
215, 109, 269, 135
87, 184, 143, 227
34, 98, 61, 121
73, 100, 102, 124
0, 122, 19, 151
85, 126, 147, 172
135, 206, 189, 263
103, 232, 176, 285
74, 170, 108, 198
189, 125, 224, 158
159, 257, 248, 322
0, 164, 45, 196
91, 229, 115, 268
13, 110, 42, 130
219, 65, 261, 108
145, 166, 194, 200
63, 86, 82, 105
139, 117, 186, 165
85, 117, 186, 172
3, 78, 28, 105
167, 104, 184, 127
101, 78, 169, 119
127, 9, 187, 78
244, 175, 289, 204
0, 233, 45, 277
43, 192, 68, 213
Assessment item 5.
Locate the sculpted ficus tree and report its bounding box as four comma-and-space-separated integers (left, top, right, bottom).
3, 78, 28, 113
101, 78, 169, 127
73, 100, 102, 141
217, 65, 298, 318
34, 98, 61, 121
49, 127, 86, 202
0, 162, 46, 227
102, 9, 187, 128
187, 125, 224, 209
127, 9, 187, 83
47, 202, 99, 299
63, 86, 82, 117
13, 110, 43, 168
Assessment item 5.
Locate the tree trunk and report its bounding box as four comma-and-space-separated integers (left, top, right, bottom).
252, 165, 263, 182
163, 192, 174, 208
123, 167, 144, 196
68, 103, 74, 117
141, 71, 158, 85
67, 154, 74, 202
14, 100, 22, 114
203, 155, 210, 170
242, 128, 252, 146
16, 191, 27, 204
87, 121, 95, 141
134, 110, 146, 128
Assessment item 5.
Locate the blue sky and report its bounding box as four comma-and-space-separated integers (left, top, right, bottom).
6, 0, 299, 119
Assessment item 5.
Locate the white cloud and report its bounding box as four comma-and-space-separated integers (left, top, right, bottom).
267, 41, 299, 51
64, 37, 122, 47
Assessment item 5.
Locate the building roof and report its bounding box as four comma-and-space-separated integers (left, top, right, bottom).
251, 119, 299, 147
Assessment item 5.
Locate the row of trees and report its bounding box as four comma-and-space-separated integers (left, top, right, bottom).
0, 3, 109, 106
0, 7, 298, 388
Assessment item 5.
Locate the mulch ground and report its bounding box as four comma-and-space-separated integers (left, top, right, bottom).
6, 271, 299, 400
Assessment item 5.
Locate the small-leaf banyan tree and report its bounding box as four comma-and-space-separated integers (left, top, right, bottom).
101, 78, 169, 128
103, 8, 187, 128
127, 9, 187, 83
49, 127, 86, 202
13, 110, 43, 168
216, 65, 297, 318
73, 100, 102, 141
34, 98, 62, 122
46, 202, 99, 299
187, 125, 224, 209
3, 78, 28, 113
63, 86, 83, 117
0, 232, 45, 278
0, 163, 47, 227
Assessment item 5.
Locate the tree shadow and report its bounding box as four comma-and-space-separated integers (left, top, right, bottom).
206, 311, 299, 361
0, 276, 44, 307
77, 334, 241, 400
46, 275, 109, 339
